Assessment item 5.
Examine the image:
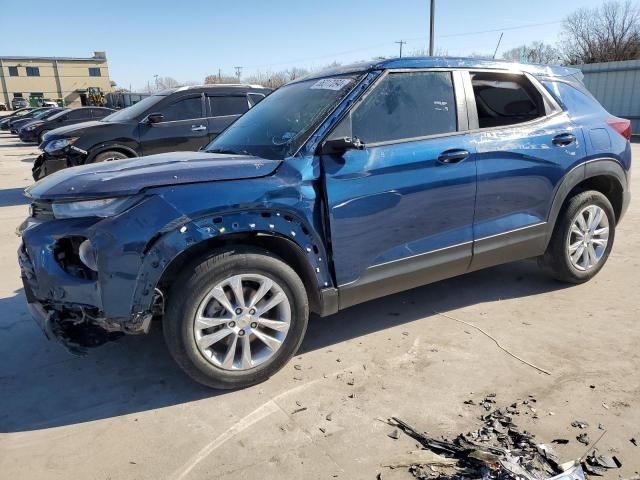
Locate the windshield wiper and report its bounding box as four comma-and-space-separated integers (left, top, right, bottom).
207, 148, 245, 155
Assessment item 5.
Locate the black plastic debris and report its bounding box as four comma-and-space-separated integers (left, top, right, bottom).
551, 439, 570, 445
576, 433, 591, 445
571, 420, 589, 429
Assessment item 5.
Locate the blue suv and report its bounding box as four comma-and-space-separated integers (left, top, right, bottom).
18, 58, 632, 388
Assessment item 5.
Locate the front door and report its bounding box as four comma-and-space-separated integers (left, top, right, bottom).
139, 94, 208, 155
322, 70, 477, 308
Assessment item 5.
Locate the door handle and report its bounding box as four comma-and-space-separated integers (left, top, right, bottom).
552, 133, 576, 146
191, 125, 207, 132
437, 149, 470, 164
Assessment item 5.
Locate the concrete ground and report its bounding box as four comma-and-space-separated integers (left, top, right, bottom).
0, 127, 638, 480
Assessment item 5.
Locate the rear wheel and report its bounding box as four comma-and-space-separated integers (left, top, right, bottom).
91, 150, 128, 163
539, 190, 615, 283
163, 247, 309, 389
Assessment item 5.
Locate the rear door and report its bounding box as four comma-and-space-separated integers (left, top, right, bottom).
461, 70, 587, 270
59, 108, 92, 127
322, 70, 477, 307
138, 93, 207, 154
205, 95, 250, 142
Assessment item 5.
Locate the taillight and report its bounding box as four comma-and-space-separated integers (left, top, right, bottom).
606, 116, 632, 141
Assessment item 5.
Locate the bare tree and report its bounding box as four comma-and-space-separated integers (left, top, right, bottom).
204, 73, 239, 84
502, 42, 562, 64
156, 76, 181, 89
561, 0, 640, 64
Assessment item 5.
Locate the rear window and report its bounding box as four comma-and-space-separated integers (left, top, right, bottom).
470, 73, 544, 128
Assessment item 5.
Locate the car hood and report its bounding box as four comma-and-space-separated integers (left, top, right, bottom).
26, 151, 282, 200
43, 120, 115, 141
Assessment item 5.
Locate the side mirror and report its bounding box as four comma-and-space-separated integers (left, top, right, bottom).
145, 112, 164, 124
319, 136, 364, 155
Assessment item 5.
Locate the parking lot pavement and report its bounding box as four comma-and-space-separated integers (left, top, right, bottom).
0, 127, 638, 479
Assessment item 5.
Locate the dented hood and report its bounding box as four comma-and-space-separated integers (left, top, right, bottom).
26, 151, 281, 200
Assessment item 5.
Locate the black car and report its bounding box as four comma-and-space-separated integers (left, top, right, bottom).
33, 84, 272, 180
12, 108, 68, 137
20, 107, 115, 142
0, 107, 41, 130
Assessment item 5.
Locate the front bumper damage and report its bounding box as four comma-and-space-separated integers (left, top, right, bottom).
32, 146, 87, 180
18, 214, 156, 354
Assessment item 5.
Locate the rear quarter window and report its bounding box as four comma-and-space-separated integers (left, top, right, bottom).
542, 80, 608, 119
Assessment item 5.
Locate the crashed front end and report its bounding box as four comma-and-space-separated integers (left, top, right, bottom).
17, 197, 159, 354
33, 138, 88, 181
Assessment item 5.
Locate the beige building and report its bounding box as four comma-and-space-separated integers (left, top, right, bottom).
0, 51, 114, 109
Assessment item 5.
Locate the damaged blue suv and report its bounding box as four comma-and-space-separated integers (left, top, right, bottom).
18, 58, 632, 388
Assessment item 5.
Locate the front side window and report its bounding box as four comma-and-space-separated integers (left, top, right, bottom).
89, 67, 101, 77
161, 96, 203, 122
206, 73, 362, 160
470, 72, 544, 128
8, 66, 18, 76
26, 67, 40, 77
350, 71, 457, 144
210, 96, 249, 117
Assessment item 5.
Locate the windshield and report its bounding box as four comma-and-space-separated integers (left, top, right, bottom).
34, 109, 59, 119
102, 95, 163, 122
205, 74, 362, 160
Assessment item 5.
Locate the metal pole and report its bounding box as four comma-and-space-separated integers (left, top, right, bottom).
492, 32, 504, 59
429, 0, 435, 56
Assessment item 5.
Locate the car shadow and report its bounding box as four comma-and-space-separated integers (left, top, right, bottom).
0, 259, 568, 433
0, 187, 28, 207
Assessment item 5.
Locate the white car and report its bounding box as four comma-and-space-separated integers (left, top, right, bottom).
42, 100, 58, 108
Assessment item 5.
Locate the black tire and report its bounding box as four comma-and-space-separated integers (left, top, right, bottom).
539, 190, 615, 284
91, 150, 128, 163
38, 130, 50, 143
163, 246, 309, 389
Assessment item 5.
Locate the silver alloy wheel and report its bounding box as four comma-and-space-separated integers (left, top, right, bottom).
567, 204, 609, 271
193, 273, 291, 370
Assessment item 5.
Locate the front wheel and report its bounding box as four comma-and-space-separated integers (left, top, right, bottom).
539, 190, 615, 283
163, 247, 309, 389
91, 150, 128, 163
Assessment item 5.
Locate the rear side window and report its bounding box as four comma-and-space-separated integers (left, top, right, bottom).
351, 71, 457, 143
66, 109, 91, 120
210, 96, 249, 117
161, 96, 203, 121
542, 80, 607, 119
470, 73, 544, 128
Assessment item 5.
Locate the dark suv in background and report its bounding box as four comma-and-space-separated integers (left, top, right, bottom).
33, 84, 272, 180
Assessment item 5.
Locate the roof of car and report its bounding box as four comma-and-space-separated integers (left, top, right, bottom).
295, 56, 582, 83
157, 84, 273, 96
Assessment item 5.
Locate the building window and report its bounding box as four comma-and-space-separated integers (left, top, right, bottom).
89, 67, 101, 77
13, 93, 23, 98
26, 66, 40, 77
8, 66, 18, 76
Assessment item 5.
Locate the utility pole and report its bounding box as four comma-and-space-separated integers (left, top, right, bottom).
429, 0, 435, 56
492, 32, 504, 59
153, 74, 159, 91
395, 40, 407, 58
234, 66, 243, 82
218, 68, 221, 82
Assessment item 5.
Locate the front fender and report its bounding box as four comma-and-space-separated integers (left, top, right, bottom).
129, 209, 332, 316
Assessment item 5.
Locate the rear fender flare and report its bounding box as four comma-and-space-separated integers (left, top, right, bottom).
130, 209, 332, 315
545, 158, 627, 245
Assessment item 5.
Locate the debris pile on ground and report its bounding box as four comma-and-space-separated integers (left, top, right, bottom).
383, 395, 623, 480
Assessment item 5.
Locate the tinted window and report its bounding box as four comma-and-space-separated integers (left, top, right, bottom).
8, 66, 18, 76
471, 73, 544, 128
66, 109, 91, 120
161, 96, 202, 121
102, 94, 163, 122
248, 93, 266, 107
542, 80, 606, 120
211, 96, 249, 116
89, 67, 101, 77
351, 71, 457, 143
91, 108, 111, 118
26, 67, 40, 77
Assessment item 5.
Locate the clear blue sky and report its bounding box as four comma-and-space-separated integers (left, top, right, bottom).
2, 0, 606, 91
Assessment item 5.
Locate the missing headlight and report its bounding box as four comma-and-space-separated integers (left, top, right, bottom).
53, 236, 98, 280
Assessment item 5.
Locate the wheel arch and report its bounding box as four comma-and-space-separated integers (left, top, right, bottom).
86, 143, 139, 163
546, 158, 627, 245
130, 209, 335, 319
